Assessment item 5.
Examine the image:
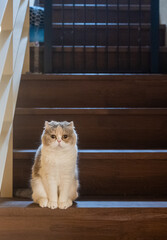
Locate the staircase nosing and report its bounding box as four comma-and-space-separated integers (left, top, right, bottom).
52, 3, 150, 10
48, 46, 167, 53
1, 199, 167, 208
52, 23, 165, 28
21, 73, 167, 81
15, 107, 167, 116
13, 149, 167, 161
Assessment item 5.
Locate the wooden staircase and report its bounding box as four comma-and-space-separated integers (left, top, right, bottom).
6, 73, 166, 239
13, 74, 167, 197
1, 1, 167, 239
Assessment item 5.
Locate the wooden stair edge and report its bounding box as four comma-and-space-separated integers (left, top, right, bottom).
39, 0, 151, 4
13, 149, 167, 160
52, 3, 151, 10
21, 73, 167, 83
21, 73, 167, 81
52, 23, 165, 28
1, 198, 167, 209
34, 45, 167, 52
14, 107, 167, 115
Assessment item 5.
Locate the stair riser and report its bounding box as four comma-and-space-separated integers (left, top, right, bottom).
40, 0, 150, 4
17, 76, 167, 108
30, 47, 167, 73
52, 26, 165, 46
13, 152, 167, 197
53, 8, 150, 24
13, 111, 167, 149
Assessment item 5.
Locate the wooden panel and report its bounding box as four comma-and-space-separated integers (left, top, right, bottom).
52, 5, 150, 23
0, 199, 167, 240
13, 108, 167, 149
52, 24, 165, 46
13, 150, 167, 197
17, 74, 167, 108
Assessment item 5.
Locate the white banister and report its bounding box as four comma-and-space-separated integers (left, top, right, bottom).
160, 0, 167, 45
0, 0, 29, 197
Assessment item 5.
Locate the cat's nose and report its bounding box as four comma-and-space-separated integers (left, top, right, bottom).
57, 139, 61, 143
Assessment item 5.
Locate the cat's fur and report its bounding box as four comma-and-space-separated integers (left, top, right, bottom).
31, 120, 79, 209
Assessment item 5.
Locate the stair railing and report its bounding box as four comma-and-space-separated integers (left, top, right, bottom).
151, 0, 159, 73
43, 0, 160, 73
0, 0, 29, 197
44, 0, 52, 73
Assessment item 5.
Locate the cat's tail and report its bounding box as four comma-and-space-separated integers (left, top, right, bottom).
14, 188, 32, 199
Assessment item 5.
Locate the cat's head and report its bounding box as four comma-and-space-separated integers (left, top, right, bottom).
42, 120, 77, 149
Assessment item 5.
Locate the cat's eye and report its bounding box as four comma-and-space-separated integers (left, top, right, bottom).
51, 135, 56, 139
62, 135, 68, 139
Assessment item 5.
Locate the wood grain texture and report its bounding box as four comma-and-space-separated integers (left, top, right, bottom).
13, 150, 167, 197
0, 199, 167, 240
13, 108, 167, 149
17, 74, 167, 108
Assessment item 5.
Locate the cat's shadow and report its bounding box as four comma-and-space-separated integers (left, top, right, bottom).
27, 201, 78, 208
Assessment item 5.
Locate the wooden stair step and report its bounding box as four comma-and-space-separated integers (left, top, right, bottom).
0, 198, 167, 240
52, 4, 150, 23
30, 46, 167, 73
13, 149, 167, 197
39, 0, 150, 5
52, 23, 165, 46
18, 74, 167, 108
14, 108, 167, 149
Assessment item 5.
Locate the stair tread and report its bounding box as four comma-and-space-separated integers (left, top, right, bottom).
39, 0, 151, 4
1, 198, 167, 208
2, 198, 167, 239
21, 73, 167, 81
49, 46, 167, 52
52, 23, 165, 28
15, 107, 167, 115
14, 148, 167, 159
35, 46, 167, 52
14, 149, 167, 153
52, 3, 150, 10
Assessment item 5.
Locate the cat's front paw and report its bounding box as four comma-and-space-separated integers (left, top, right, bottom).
58, 199, 73, 209
38, 198, 48, 208
47, 201, 58, 209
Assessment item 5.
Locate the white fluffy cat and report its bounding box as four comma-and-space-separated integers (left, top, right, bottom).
31, 120, 79, 209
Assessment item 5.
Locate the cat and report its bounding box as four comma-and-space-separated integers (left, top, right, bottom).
31, 120, 79, 209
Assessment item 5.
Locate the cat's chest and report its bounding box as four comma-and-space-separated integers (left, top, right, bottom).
40, 149, 75, 176
42, 152, 65, 170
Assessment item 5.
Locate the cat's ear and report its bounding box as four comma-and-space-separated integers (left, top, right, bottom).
68, 121, 74, 128
44, 121, 50, 129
